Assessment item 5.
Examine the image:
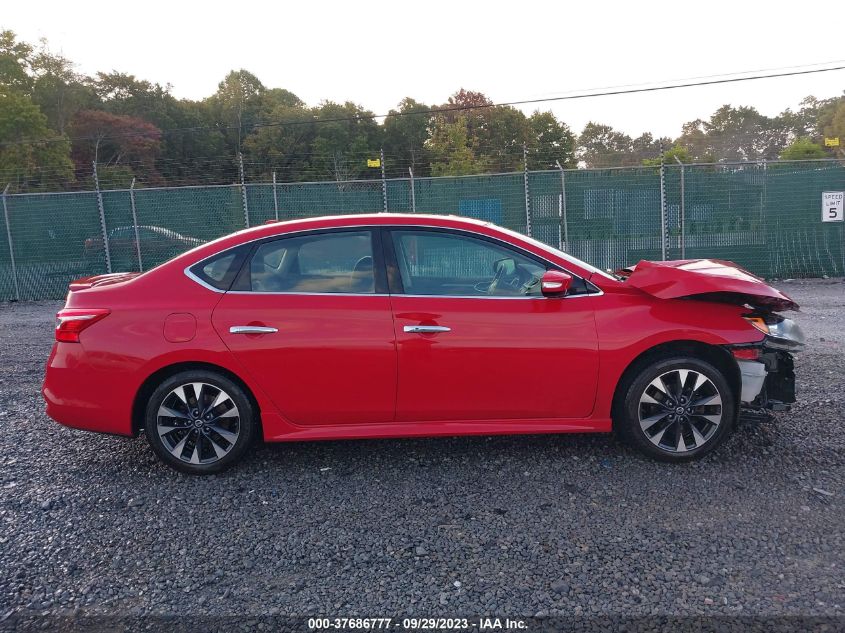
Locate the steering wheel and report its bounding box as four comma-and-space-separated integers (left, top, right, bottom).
488, 262, 533, 296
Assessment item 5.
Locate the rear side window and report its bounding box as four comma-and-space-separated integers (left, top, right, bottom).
189, 246, 247, 291
247, 231, 374, 294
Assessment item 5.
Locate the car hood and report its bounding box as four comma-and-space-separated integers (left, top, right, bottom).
616, 259, 798, 311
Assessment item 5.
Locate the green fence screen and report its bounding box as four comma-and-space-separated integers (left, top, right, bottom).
1, 160, 843, 300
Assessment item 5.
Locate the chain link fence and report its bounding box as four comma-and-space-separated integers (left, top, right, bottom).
1, 159, 843, 300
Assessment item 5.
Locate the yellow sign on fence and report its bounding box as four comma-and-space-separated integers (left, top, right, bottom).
824, 137, 840, 147
367, 158, 381, 168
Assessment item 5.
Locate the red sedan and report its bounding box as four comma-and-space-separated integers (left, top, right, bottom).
43, 214, 804, 474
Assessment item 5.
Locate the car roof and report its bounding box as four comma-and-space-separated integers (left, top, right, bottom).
212, 213, 495, 246
165, 214, 501, 270
266, 213, 490, 230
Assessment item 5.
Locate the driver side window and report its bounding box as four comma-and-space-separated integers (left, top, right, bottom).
391, 230, 546, 297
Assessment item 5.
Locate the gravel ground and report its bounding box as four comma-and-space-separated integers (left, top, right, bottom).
0, 279, 842, 627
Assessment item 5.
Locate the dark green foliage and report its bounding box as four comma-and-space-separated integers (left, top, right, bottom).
0, 29, 843, 192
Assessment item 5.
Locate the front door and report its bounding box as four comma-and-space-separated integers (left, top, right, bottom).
386, 228, 599, 422
212, 229, 396, 426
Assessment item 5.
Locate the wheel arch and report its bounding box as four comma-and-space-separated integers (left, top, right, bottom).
610, 339, 740, 429
131, 361, 262, 437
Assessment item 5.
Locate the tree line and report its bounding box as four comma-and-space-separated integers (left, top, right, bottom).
0, 30, 843, 192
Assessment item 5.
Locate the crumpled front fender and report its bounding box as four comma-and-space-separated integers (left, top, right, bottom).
620, 259, 798, 311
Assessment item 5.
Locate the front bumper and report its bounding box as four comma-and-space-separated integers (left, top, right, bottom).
737, 359, 768, 403
742, 350, 796, 409
735, 317, 802, 411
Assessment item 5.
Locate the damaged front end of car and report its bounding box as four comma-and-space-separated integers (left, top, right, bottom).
730, 314, 805, 421
615, 258, 805, 421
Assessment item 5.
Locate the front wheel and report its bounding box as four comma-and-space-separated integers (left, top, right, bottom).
616, 356, 736, 462
144, 370, 256, 474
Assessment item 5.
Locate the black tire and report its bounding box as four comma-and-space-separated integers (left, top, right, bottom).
144, 370, 256, 474
615, 355, 736, 462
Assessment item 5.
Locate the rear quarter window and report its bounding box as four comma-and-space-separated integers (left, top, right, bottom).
188, 245, 248, 291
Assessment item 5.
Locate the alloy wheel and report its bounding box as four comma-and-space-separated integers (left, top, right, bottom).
156, 382, 240, 465
637, 369, 723, 453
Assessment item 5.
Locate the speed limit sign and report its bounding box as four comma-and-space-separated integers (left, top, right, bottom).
822, 191, 844, 222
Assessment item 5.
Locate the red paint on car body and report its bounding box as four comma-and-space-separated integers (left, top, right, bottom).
43, 214, 772, 443
163, 313, 197, 343
620, 259, 798, 312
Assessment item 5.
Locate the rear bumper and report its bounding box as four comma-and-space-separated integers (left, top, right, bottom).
42, 343, 135, 436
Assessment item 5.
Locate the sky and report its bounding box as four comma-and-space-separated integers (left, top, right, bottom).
4, 0, 844, 139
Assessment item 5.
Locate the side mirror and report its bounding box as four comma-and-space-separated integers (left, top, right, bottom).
541, 270, 572, 297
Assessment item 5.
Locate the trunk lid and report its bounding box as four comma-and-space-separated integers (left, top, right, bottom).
68, 272, 141, 292
617, 259, 798, 311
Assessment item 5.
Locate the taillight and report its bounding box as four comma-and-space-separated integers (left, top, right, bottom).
55, 309, 110, 343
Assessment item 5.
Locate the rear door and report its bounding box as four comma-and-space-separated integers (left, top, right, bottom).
211, 228, 397, 426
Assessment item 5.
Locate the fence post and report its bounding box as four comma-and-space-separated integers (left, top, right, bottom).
761, 160, 778, 277
272, 171, 279, 221
555, 161, 569, 251
675, 157, 685, 259
238, 153, 250, 228
2, 184, 20, 301
658, 153, 667, 261
408, 167, 416, 213
523, 143, 531, 236
92, 161, 112, 274
129, 178, 143, 272
380, 148, 388, 213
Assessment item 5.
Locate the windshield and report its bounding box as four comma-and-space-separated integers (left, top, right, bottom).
493, 225, 617, 280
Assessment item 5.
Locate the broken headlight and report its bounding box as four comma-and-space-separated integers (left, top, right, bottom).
765, 318, 805, 350
743, 316, 805, 351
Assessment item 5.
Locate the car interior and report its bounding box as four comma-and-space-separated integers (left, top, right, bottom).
249, 232, 375, 294
194, 228, 598, 297
391, 231, 547, 297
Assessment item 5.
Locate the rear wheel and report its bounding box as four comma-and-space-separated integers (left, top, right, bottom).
144, 370, 255, 474
616, 356, 736, 462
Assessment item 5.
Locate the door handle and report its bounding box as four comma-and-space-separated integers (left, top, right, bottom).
403, 325, 451, 334
229, 325, 278, 334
